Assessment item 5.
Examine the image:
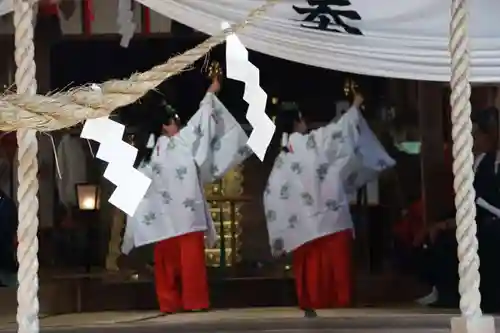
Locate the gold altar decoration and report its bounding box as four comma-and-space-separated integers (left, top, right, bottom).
204, 165, 244, 267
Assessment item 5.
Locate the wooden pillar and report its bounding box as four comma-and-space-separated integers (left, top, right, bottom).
417, 81, 451, 224
34, 19, 55, 267
35, 35, 54, 230
35, 36, 51, 93
0, 38, 14, 89
0, 39, 14, 202
494, 86, 500, 109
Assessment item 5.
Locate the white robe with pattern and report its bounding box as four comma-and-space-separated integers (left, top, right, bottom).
264, 106, 395, 254
122, 92, 251, 254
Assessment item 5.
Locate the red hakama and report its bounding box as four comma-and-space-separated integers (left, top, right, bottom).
292, 230, 353, 309
154, 231, 209, 313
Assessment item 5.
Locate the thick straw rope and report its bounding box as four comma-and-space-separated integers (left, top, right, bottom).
13, 0, 40, 333
0, 0, 279, 132
449, 0, 482, 319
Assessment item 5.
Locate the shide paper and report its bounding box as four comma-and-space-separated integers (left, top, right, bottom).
81, 115, 151, 216
117, 0, 136, 48
222, 21, 275, 161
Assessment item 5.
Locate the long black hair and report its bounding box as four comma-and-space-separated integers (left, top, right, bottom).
132, 100, 181, 167
273, 102, 303, 154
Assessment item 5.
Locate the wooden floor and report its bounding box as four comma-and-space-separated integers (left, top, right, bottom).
0, 272, 430, 316
0, 308, 476, 332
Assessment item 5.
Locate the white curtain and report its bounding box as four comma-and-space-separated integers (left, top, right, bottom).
136, 0, 500, 82
3, 0, 499, 82
0, 0, 11, 17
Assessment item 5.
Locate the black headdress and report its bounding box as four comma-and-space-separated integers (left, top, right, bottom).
133, 99, 180, 167
273, 101, 303, 153
157, 100, 180, 125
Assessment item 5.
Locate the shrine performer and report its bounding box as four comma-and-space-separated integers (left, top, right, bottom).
122, 77, 251, 314
263, 93, 395, 317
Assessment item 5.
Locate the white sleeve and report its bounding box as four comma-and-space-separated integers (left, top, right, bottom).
180, 92, 249, 183
477, 197, 500, 218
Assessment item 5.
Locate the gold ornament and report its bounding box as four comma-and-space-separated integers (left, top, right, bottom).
343, 77, 359, 97
207, 61, 223, 80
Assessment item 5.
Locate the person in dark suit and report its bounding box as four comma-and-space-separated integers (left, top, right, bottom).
412, 106, 500, 312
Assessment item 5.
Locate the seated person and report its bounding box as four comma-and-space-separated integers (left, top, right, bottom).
392, 142, 454, 306
403, 106, 500, 312
393, 199, 457, 307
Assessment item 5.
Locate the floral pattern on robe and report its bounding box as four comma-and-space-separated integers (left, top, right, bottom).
122, 93, 250, 254
264, 106, 395, 253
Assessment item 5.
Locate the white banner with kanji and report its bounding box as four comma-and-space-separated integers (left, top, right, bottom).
2, 0, 500, 82
136, 0, 500, 82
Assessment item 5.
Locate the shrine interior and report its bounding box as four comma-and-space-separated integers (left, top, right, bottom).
0, 32, 497, 313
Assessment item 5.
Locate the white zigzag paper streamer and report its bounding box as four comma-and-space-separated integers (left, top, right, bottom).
222, 22, 275, 161
117, 0, 136, 48
81, 85, 151, 216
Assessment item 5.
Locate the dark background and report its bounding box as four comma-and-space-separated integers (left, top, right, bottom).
50, 36, 387, 125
